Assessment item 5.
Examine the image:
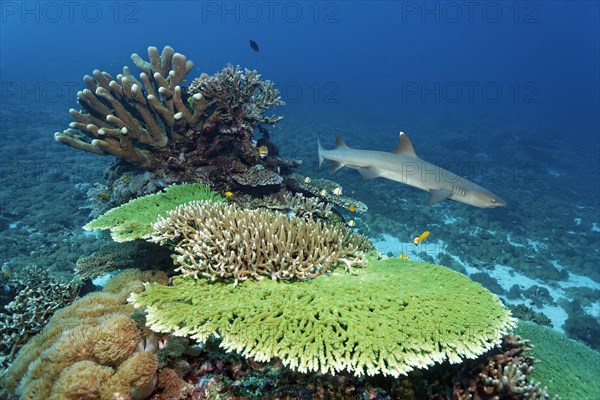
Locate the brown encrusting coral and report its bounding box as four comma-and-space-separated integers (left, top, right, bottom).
150, 200, 373, 283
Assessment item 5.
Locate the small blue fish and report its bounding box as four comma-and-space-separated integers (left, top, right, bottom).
2, 284, 10, 295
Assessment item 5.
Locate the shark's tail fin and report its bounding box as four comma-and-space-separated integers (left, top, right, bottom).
317, 134, 324, 168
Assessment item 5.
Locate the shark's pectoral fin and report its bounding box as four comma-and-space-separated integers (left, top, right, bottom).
331, 161, 345, 172
356, 166, 382, 180
428, 189, 452, 204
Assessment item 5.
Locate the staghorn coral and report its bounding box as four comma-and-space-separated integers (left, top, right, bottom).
0, 269, 168, 400
84, 182, 223, 242
0, 265, 80, 371
509, 304, 552, 327
54, 46, 203, 170
130, 256, 516, 378
150, 200, 372, 283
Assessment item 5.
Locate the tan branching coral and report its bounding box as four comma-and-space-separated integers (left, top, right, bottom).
150, 200, 372, 283
54, 46, 205, 170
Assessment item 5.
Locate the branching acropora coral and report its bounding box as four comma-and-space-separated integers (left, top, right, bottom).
54, 46, 204, 170
150, 200, 373, 283
188, 64, 284, 129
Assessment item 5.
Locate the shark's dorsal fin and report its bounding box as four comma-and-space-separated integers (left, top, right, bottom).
393, 132, 417, 157
335, 136, 349, 149
428, 189, 452, 204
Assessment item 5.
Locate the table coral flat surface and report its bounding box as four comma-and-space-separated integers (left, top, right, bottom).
131, 257, 514, 377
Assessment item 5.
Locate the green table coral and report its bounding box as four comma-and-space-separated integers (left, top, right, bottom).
515, 320, 600, 399
130, 257, 514, 377
84, 182, 223, 242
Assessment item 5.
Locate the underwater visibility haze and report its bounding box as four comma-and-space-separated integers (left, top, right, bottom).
0, 1, 599, 399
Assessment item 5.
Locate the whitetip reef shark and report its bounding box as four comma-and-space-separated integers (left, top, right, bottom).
318, 132, 506, 208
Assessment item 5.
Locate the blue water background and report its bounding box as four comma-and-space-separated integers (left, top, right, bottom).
1, 1, 599, 346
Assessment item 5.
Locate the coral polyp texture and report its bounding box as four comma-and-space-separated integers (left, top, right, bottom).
130, 257, 515, 378
515, 321, 600, 399
150, 200, 373, 283
0, 269, 176, 400
83, 182, 223, 242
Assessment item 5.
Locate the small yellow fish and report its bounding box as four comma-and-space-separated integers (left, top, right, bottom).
1, 264, 12, 278
320, 189, 328, 196
304, 177, 312, 183
347, 219, 356, 227
182, 79, 187, 83
348, 204, 357, 213
224, 191, 233, 198
398, 253, 409, 260
412, 231, 430, 245
332, 187, 342, 195
258, 145, 269, 158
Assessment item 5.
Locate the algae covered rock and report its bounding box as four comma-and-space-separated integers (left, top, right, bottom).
130, 257, 515, 377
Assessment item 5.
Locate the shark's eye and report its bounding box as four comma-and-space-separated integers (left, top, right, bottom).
491, 198, 497, 203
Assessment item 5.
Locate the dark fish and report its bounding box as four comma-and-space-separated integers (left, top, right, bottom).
249, 40, 259, 52
257, 125, 270, 139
